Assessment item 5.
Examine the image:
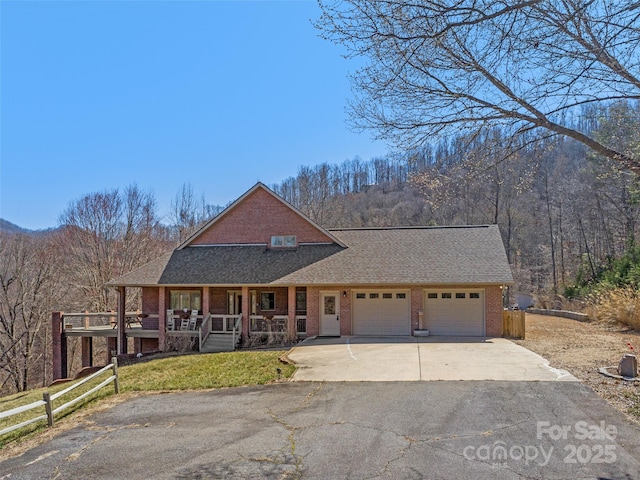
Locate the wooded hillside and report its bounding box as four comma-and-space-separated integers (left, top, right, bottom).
273, 102, 640, 301
1, 101, 639, 396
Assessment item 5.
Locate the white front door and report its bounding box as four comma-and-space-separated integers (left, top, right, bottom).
320, 291, 340, 336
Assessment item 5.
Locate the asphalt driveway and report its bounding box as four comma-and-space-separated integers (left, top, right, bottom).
2, 382, 639, 479
286, 336, 577, 382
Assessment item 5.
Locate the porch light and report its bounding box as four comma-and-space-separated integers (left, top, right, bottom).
343, 291, 347, 298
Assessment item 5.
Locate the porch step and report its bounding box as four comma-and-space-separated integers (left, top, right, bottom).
200, 333, 237, 353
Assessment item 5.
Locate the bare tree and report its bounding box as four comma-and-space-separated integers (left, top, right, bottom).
316, 0, 640, 172
170, 183, 223, 243
58, 185, 167, 311
0, 233, 66, 394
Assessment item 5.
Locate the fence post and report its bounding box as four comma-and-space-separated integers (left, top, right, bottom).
112, 357, 120, 394
43, 392, 54, 427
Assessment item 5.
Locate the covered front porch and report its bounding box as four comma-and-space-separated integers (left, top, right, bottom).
51, 285, 310, 380
138, 285, 309, 352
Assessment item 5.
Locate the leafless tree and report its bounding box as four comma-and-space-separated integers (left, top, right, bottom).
0, 232, 66, 393
58, 185, 168, 311
170, 183, 223, 243
316, 0, 640, 172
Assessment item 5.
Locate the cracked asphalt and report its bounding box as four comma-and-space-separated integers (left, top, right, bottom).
1, 382, 640, 479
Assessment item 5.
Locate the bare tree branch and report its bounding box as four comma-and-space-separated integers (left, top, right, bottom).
316, 0, 640, 172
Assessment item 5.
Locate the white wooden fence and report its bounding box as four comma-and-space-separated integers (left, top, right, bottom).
0, 357, 119, 436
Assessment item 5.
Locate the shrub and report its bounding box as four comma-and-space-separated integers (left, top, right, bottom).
586, 286, 640, 329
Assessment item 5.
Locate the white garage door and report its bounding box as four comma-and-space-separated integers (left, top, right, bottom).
424, 289, 485, 336
353, 290, 411, 335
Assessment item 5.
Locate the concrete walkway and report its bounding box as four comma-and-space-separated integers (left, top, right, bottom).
286, 336, 578, 382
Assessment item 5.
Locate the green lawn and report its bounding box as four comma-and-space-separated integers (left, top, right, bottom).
0, 350, 295, 448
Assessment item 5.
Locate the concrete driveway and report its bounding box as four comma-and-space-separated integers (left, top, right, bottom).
286, 336, 577, 382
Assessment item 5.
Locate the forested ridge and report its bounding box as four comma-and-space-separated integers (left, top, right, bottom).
273, 102, 640, 299
1, 101, 639, 395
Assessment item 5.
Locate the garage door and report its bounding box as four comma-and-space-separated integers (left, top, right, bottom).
424, 289, 485, 336
352, 290, 411, 335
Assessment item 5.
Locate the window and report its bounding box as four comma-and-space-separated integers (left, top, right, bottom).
456, 293, 466, 299
170, 290, 201, 311
382, 293, 393, 299
396, 293, 406, 299
271, 235, 297, 247
356, 293, 366, 299
260, 292, 275, 310
324, 295, 336, 315
441, 293, 452, 299
470, 292, 480, 299
427, 293, 438, 299
369, 293, 379, 299
296, 290, 307, 312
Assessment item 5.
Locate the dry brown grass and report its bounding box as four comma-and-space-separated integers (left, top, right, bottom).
514, 314, 640, 423
586, 287, 640, 330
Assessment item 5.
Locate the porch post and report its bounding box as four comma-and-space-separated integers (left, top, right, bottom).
241, 285, 249, 338
81, 337, 93, 367
107, 338, 117, 362
117, 286, 127, 355
51, 312, 68, 380
287, 286, 296, 341
158, 286, 166, 351
202, 286, 210, 315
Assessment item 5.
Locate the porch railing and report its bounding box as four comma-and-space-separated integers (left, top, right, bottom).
199, 313, 212, 351
232, 315, 242, 349
207, 314, 241, 333
248, 315, 307, 336
295, 315, 307, 336
249, 315, 289, 334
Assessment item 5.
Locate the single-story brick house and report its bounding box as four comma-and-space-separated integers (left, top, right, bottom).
104, 182, 513, 354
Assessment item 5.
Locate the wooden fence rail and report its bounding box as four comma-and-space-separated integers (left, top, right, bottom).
0, 400, 48, 436
0, 357, 119, 436
503, 310, 526, 339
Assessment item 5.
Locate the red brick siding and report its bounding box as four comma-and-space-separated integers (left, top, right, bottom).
485, 285, 504, 336
306, 287, 320, 336
142, 287, 159, 314
209, 288, 228, 314
142, 283, 503, 339
140, 338, 157, 353
190, 188, 334, 245
52, 312, 67, 380
340, 289, 351, 336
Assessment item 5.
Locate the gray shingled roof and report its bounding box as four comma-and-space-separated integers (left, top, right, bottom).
108, 244, 344, 286
109, 225, 512, 287
275, 225, 513, 285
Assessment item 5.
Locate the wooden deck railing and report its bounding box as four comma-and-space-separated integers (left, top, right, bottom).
61, 312, 158, 330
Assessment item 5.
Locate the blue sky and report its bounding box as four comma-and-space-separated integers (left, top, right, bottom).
1, 0, 387, 230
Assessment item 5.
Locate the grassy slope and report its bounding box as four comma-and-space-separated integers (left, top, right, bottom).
0, 350, 295, 448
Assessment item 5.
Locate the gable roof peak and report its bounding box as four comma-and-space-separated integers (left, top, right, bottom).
177, 182, 346, 249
